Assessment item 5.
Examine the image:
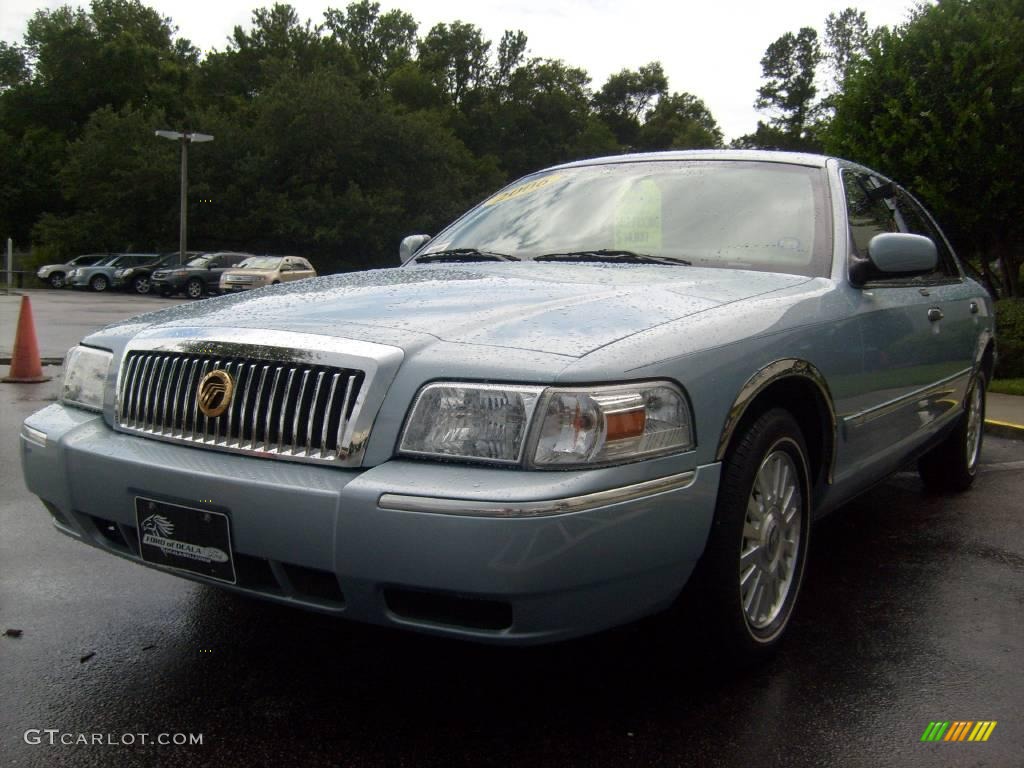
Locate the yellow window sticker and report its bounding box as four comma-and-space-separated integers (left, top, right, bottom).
614, 179, 662, 251
483, 174, 563, 206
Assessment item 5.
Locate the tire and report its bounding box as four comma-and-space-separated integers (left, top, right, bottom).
131, 275, 151, 295
90, 274, 109, 292
185, 278, 204, 299
271, 280, 281, 285
918, 371, 986, 493
48, 272, 65, 289
687, 408, 811, 662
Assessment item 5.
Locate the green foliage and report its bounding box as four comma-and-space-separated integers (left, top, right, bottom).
636, 92, 723, 150
753, 27, 821, 147
995, 300, 1024, 378
825, 0, 1024, 296
593, 62, 668, 146
989, 378, 1024, 396
1, 1, 732, 272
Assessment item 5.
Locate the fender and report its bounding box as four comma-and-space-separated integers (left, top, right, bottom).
716, 358, 838, 484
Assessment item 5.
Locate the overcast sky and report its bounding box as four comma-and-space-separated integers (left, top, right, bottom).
1, 0, 921, 140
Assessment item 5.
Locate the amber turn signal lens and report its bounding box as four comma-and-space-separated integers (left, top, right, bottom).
605, 408, 646, 441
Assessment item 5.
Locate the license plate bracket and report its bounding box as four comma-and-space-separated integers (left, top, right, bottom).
135, 497, 237, 584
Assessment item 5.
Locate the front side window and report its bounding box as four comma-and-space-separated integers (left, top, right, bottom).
842, 168, 959, 282
893, 191, 959, 278
421, 160, 833, 277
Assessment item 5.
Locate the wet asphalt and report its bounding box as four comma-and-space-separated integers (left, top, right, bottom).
2, 373, 1023, 768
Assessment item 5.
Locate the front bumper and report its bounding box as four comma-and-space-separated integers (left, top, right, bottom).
21, 404, 719, 644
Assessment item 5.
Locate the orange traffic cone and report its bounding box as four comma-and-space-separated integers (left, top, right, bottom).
3, 295, 51, 383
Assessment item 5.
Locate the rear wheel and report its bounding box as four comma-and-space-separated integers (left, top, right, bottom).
687, 408, 811, 662
185, 278, 204, 299
48, 272, 65, 288
918, 372, 986, 493
90, 274, 109, 292
131, 275, 151, 295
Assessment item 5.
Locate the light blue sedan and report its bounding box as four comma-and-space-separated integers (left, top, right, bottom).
20, 151, 994, 658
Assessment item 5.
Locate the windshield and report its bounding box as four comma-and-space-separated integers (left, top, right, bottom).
95, 254, 122, 266
185, 255, 212, 267
237, 257, 282, 270
423, 160, 831, 277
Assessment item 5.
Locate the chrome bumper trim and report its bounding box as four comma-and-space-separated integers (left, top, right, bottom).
377, 470, 696, 518
21, 425, 47, 448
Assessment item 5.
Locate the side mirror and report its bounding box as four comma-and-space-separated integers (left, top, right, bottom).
399, 234, 431, 265
855, 233, 937, 284
868, 233, 937, 274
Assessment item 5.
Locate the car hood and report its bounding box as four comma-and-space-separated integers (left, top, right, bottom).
95, 263, 810, 358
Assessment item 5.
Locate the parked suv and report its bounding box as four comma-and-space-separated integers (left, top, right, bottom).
113, 252, 199, 295
37, 254, 107, 288
69, 253, 160, 292
152, 252, 251, 298
220, 256, 317, 292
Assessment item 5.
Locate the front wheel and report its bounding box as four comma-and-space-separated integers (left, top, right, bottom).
185, 278, 204, 299
687, 408, 811, 662
90, 274, 108, 292
48, 273, 65, 288
918, 371, 986, 493
131, 275, 151, 295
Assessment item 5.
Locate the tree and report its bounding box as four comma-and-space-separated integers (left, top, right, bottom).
826, 0, 1024, 296
753, 27, 821, 149
593, 62, 668, 146
416, 21, 490, 105
323, 1, 417, 81
636, 92, 723, 150
824, 7, 870, 93
0, 42, 29, 90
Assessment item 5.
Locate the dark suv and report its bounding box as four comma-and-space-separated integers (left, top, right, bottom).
113, 251, 200, 295
151, 252, 251, 298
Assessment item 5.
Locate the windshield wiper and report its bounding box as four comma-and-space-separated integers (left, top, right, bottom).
415, 248, 518, 263
534, 249, 691, 266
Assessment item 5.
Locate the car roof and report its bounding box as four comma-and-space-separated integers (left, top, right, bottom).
547, 149, 832, 173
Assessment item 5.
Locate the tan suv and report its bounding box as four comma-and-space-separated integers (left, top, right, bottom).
219, 256, 317, 292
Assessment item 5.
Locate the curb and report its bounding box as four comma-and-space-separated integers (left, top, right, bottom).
985, 419, 1024, 441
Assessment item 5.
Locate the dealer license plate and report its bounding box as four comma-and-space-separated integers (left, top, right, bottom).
135, 497, 236, 584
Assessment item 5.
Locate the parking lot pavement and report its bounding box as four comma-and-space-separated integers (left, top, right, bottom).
2, 367, 1022, 766
0, 289, 181, 361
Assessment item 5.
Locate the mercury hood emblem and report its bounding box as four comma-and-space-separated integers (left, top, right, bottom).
197, 369, 234, 418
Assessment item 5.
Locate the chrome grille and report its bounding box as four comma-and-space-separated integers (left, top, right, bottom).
117, 351, 364, 463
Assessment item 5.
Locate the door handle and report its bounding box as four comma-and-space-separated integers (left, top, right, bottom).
969, 301, 979, 314
927, 307, 944, 322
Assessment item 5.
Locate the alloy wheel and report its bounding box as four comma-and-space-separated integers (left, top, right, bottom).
740, 447, 803, 630
965, 381, 984, 472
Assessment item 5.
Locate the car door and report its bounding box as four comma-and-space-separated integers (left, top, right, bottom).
840, 168, 969, 474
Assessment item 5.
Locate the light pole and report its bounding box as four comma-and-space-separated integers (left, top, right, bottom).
155, 130, 214, 263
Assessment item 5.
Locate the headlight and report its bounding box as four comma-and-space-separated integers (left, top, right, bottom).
69, 269, 79, 278
531, 383, 692, 466
400, 383, 544, 464
399, 380, 693, 467
61, 346, 113, 412
115, 268, 129, 278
